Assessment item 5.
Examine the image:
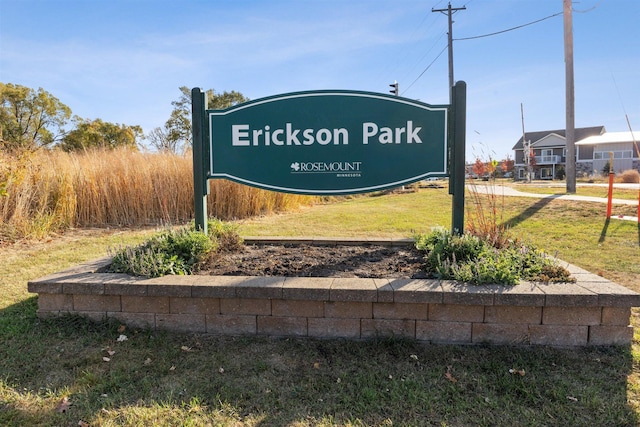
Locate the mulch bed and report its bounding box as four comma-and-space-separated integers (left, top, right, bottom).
196, 244, 429, 279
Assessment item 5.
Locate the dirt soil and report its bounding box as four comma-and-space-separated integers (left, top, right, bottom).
197, 244, 430, 279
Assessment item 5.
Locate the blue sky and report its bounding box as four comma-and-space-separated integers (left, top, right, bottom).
1, 0, 638, 159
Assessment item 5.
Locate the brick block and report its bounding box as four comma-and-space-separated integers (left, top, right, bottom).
324, 301, 372, 319
38, 293, 74, 311
147, 283, 191, 297
156, 314, 206, 333
540, 283, 598, 307
121, 296, 169, 313
108, 312, 155, 329
601, 307, 631, 326
441, 281, 499, 305
207, 314, 256, 335
104, 282, 148, 296
64, 282, 105, 295
542, 307, 601, 326
361, 319, 415, 339
472, 323, 530, 345
529, 325, 588, 346
416, 321, 471, 343
429, 304, 484, 322
282, 277, 332, 301
484, 306, 542, 324
389, 279, 442, 304
28, 281, 62, 294
330, 278, 377, 302
272, 299, 324, 318
493, 282, 545, 306
308, 318, 361, 338
257, 316, 307, 336
373, 302, 428, 320
74, 294, 121, 312
235, 277, 284, 299
589, 325, 634, 346
220, 298, 271, 315
373, 279, 394, 303
170, 297, 219, 315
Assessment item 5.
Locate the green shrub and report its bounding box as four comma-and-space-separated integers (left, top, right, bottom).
109, 218, 244, 278
414, 228, 573, 285
110, 226, 216, 277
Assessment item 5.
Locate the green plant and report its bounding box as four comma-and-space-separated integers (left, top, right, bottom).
414, 228, 574, 285
109, 227, 215, 277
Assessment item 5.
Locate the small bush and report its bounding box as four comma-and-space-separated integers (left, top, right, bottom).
110, 226, 215, 277
617, 169, 640, 183
109, 219, 244, 278
414, 228, 574, 285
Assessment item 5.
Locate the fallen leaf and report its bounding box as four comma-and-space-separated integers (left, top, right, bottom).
144, 358, 152, 365
181, 346, 192, 352
336, 378, 341, 383
55, 396, 71, 413
567, 396, 578, 402
410, 354, 418, 361
509, 368, 526, 376
313, 362, 320, 369
445, 366, 457, 383
116, 335, 128, 342
107, 350, 115, 356
169, 366, 176, 371
117, 325, 126, 333
78, 420, 89, 427
218, 367, 224, 374
102, 357, 111, 362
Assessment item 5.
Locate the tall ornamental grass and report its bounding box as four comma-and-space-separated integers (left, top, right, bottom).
0, 148, 314, 241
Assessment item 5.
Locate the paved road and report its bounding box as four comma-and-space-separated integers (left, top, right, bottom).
468, 183, 639, 221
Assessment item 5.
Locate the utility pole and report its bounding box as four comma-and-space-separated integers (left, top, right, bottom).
521, 103, 532, 183
564, 0, 576, 193
432, 2, 466, 103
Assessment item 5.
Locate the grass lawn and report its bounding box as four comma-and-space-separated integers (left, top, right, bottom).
1, 188, 639, 426
506, 182, 640, 201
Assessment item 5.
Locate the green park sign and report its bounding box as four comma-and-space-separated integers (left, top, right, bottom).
208, 91, 448, 194
192, 83, 467, 235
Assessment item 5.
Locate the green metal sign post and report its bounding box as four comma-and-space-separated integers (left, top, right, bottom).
192, 84, 466, 236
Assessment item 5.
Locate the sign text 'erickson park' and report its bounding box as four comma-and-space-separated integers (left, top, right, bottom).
207, 91, 448, 194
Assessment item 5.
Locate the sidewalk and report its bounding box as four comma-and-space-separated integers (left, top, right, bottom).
468, 183, 639, 222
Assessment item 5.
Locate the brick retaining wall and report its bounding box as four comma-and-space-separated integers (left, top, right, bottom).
27, 239, 640, 347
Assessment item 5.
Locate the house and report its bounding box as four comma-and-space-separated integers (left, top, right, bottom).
512, 126, 605, 180
575, 131, 639, 176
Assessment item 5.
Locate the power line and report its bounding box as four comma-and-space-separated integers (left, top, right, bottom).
401, 44, 448, 95
454, 12, 562, 41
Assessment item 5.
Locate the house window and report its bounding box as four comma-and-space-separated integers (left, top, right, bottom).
594, 150, 634, 160
518, 168, 525, 179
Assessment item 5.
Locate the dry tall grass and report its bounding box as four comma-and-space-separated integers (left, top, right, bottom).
0, 148, 314, 241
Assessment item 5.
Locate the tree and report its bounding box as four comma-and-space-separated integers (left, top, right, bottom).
58, 118, 142, 152
0, 83, 71, 152
501, 155, 514, 174
472, 157, 486, 177
151, 86, 248, 153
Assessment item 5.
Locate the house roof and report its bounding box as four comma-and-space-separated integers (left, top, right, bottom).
575, 131, 638, 146
512, 126, 605, 150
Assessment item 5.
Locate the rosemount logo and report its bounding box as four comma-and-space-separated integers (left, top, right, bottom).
290, 161, 362, 177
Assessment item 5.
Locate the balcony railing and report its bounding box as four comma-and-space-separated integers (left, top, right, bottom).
534, 155, 562, 164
